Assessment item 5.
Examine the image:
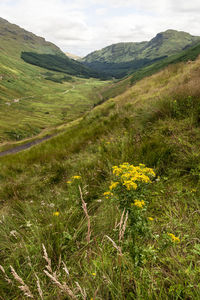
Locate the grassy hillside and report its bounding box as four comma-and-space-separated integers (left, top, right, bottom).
98, 41, 200, 103
0, 18, 108, 143
82, 29, 200, 78
130, 42, 200, 85
0, 17, 65, 57
0, 56, 200, 299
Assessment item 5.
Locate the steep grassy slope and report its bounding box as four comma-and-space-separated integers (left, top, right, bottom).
100, 41, 200, 101
0, 17, 65, 57
82, 29, 200, 78
0, 56, 200, 299
0, 18, 108, 142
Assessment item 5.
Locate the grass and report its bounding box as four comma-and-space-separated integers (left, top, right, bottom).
0, 51, 108, 143
1, 57, 200, 299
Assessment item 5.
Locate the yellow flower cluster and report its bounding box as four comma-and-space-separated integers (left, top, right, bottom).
66, 175, 81, 184
132, 199, 145, 208
148, 217, 154, 221
109, 181, 119, 190
112, 162, 155, 191
167, 233, 180, 243
103, 191, 113, 199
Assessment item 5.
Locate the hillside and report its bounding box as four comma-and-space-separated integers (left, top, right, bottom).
0, 52, 200, 299
0, 17, 97, 77
0, 17, 64, 57
100, 41, 200, 101
0, 17, 108, 143
82, 29, 200, 78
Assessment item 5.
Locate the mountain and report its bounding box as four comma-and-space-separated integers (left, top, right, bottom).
81, 29, 200, 78
0, 17, 99, 78
65, 52, 81, 60
0, 17, 64, 57
0, 17, 106, 142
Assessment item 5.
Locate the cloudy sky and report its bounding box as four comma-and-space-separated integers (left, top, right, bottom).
1, 0, 200, 56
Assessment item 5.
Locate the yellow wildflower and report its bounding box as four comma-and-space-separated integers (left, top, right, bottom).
92, 272, 96, 276
167, 233, 180, 243
72, 175, 81, 179
53, 211, 60, 216
109, 181, 119, 190
103, 191, 113, 199
133, 199, 145, 208
66, 180, 72, 184
112, 166, 123, 176
123, 180, 137, 190
148, 217, 154, 221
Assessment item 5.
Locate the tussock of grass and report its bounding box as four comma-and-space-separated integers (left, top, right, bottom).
1, 57, 200, 299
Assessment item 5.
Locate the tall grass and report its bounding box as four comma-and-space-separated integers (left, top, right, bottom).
1, 57, 200, 299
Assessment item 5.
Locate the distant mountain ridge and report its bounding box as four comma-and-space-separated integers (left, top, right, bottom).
81, 29, 200, 78
65, 52, 81, 60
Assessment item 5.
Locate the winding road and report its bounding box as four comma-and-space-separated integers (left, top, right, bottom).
0, 134, 56, 158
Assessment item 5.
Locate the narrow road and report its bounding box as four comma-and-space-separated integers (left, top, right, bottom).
0, 82, 107, 158
0, 134, 56, 158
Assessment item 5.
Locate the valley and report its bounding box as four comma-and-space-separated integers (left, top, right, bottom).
0, 15, 200, 300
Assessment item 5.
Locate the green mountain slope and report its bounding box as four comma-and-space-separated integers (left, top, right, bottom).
0, 17, 64, 57
0, 17, 98, 78
0, 17, 107, 142
99, 41, 200, 102
82, 29, 200, 78
1, 55, 200, 299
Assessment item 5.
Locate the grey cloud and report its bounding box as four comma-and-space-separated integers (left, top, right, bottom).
1, 0, 200, 56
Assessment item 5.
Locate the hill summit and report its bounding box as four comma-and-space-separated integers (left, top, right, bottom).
81, 29, 200, 77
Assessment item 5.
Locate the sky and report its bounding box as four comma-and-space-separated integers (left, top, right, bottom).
1, 0, 200, 56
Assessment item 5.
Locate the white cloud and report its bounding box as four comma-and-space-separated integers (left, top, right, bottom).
0, 0, 200, 56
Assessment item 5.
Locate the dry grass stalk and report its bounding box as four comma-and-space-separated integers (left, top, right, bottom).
93, 287, 99, 300
118, 208, 125, 238
44, 270, 77, 299
79, 185, 91, 244
114, 218, 118, 229
105, 235, 122, 256
62, 261, 69, 276
0, 265, 12, 284
119, 210, 128, 242
10, 265, 34, 298
75, 281, 87, 300
35, 274, 44, 300
42, 244, 52, 273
